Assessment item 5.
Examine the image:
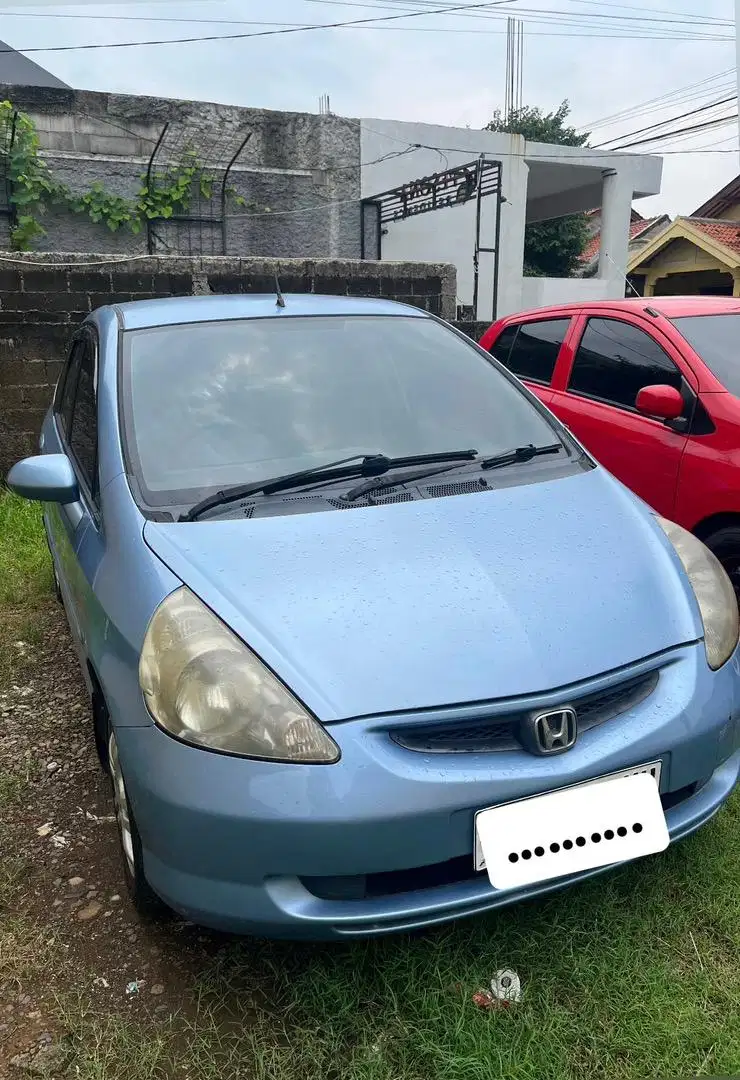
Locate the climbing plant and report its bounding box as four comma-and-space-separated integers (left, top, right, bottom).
0, 102, 256, 250
0, 101, 67, 249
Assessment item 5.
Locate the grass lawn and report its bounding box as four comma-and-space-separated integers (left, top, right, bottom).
0, 490, 738, 1080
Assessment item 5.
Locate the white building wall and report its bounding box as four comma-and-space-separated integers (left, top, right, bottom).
520, 276, 614, 312
360, 118, 662, 320
360, 122, 524, 321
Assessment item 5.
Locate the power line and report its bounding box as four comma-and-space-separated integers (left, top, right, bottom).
549, 0, 731, 23
0, 0, 732, 46
297, 0, 731, 37
647, 118, 738, 152
0, 24, 729, 52
595, 95, 737, 148
0, 21, 729, 51
300, 0, 733, 25
0, 2, 730, 27
581, 69, 736, 131
298, 0, 731, 38
610, 113, 739, 151
0, 0, 521, 53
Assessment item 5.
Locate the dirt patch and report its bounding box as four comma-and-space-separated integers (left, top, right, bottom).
0, 602, 232, 1077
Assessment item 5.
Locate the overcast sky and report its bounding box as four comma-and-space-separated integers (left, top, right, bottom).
0, 0, 737, 217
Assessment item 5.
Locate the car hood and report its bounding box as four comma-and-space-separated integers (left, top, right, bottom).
143, 469, 701, 721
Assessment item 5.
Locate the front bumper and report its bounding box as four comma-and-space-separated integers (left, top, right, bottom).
114, 642, 740, 939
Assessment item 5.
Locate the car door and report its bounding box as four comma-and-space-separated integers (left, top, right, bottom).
484, 316, 573, 407
548, 314, 695, 519
46, 328, 105, 664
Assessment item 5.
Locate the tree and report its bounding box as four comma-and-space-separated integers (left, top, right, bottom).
485, 102, 591, 278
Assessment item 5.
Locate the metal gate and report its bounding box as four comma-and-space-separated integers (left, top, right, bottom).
361, 155, 503, 319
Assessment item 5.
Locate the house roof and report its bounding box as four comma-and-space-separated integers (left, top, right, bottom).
0, 40, 70, 90
586, 207, 644, 222
690, 217, 740, 254
580, 216, 666, 264
692, 174, 740, 219
627, 215, 740, 274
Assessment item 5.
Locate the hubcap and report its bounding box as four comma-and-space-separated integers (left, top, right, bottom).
108, 731, 135, 877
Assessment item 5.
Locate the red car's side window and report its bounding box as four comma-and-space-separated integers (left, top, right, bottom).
567, 318, 683, 411
488, 318, 571, 386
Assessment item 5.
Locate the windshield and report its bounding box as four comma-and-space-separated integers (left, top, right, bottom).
121, 315, 562, 507
672, 313, 740, 397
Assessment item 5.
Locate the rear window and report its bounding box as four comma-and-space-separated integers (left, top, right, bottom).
489, 319, 569, 385
672, 313, 740, 397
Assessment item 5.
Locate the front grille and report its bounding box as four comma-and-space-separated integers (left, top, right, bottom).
391, 670, 659, 755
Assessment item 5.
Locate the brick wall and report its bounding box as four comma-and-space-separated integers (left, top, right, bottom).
0, 253, 457, 476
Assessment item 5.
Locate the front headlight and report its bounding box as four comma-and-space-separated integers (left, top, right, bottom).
657, 517, 739, 670
139, 587, 340, 762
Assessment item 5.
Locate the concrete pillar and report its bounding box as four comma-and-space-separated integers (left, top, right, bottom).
495, 135, 529, 318
598, 169, 633, 295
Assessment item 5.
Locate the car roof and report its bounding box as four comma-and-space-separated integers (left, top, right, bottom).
500, 296, 740, 321
105, 293, 430, 331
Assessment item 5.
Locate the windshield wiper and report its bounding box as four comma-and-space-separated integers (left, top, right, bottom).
342, 443, 564, 503
180, 449, 478, 521
480, 443, 563, 470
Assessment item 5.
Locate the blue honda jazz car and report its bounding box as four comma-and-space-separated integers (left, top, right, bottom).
7, 294, 740, 939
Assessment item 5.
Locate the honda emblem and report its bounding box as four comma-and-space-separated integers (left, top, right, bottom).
522, 707, 578, 756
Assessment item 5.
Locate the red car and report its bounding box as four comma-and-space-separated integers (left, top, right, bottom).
480, 297, 740, 597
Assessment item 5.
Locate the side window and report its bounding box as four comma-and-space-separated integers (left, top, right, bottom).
569, 318, 682, 410
488, 323, 518, 366
68, 337, 98, 499
496, 319, 570, 385
57, 342, 82, 436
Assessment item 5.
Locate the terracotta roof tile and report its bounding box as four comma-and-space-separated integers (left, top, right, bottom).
580, 216, 663, 264
690, 218, 740, 254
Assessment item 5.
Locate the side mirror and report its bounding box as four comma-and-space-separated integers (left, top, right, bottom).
6, 454, 79, 504
635, 384, 684, 421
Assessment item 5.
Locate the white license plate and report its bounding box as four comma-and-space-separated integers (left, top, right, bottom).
475, 760, 667, 889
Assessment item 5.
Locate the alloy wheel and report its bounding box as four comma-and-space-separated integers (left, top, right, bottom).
108, 730, 135, 877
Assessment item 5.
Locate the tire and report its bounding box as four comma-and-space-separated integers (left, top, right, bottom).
703, 526, 740, 605
107, 724, 167, 920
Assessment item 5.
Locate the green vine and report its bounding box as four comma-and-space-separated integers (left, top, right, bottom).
0, 102, 261, 250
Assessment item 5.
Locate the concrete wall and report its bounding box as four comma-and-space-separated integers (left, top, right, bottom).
0, 252, 456, 475
520, 276, 615, 311
0, 86, 362, 259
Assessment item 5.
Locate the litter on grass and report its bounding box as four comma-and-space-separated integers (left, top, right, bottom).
491, 969, 522, 1003
473, 968, 522, 1010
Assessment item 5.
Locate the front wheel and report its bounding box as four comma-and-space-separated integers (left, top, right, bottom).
703, 526, 740, 606
108, 726, 167, 919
